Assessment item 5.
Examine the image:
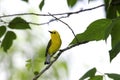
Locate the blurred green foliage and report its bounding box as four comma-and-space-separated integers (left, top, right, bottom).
0, 30, 68, 80
1, 0, 120, 80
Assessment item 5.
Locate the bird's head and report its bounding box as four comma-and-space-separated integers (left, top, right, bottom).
48, 30, 60, 39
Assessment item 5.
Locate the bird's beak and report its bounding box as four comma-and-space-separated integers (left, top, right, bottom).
48, 31, 52, 33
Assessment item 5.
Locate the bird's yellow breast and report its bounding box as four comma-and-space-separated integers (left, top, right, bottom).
48, 36, 61, 55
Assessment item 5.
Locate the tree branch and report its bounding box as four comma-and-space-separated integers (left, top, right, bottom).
48, 13, 79, 43
0, 4, 104, 18
33, 41, 88, 80
33, 13, 85, 80
30, 15, 68, 25
0, 4, 104, 26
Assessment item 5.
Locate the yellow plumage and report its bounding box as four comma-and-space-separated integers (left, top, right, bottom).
44, 30, 62, 64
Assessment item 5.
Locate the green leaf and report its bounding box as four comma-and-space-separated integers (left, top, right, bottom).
70, 19, 112, 45
109, 18, 120, 62
104, 0, 112, 10
111, 18, 120, 48
39, 0, 44, 10
79, 67, 96, 80
106, 5, 117, 19
106, 73, 120, 80
0, 26, 6, 38
1, 31, 17, 52
117, 6, 120, 15
25, 59, 32, 71
8, 17, 31, 29
67, 0, 77, 8
104, 0, 120, 19
89, 75, 103, 80
22, 0, 28, 3
109, 42, 120, 62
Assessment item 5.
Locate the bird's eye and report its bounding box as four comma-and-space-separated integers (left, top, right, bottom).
53, 32, 56, 34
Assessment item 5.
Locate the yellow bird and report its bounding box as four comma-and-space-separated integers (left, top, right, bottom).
44, 30, 62, 64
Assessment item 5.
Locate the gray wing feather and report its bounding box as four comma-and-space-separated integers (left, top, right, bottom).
45, 39, 51, 56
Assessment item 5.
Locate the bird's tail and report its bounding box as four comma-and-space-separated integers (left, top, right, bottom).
44, 54, 51, 65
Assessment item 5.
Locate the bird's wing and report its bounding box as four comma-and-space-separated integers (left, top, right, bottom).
45, 39, 51, 56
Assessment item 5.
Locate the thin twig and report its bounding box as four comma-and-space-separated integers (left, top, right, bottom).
0, 13, 48, 18
48, 13, 79, 43
0, 19, 8, 24
0, 4, 105, 27
32, 15, 69, 25
33, 41, 88, 80
0, 4, 104, 18
0, 15, 68, 26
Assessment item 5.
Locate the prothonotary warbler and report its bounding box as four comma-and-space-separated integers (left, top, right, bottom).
44, 30, 62, 64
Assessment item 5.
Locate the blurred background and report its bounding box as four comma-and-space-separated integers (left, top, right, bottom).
0, 0, 120, 80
